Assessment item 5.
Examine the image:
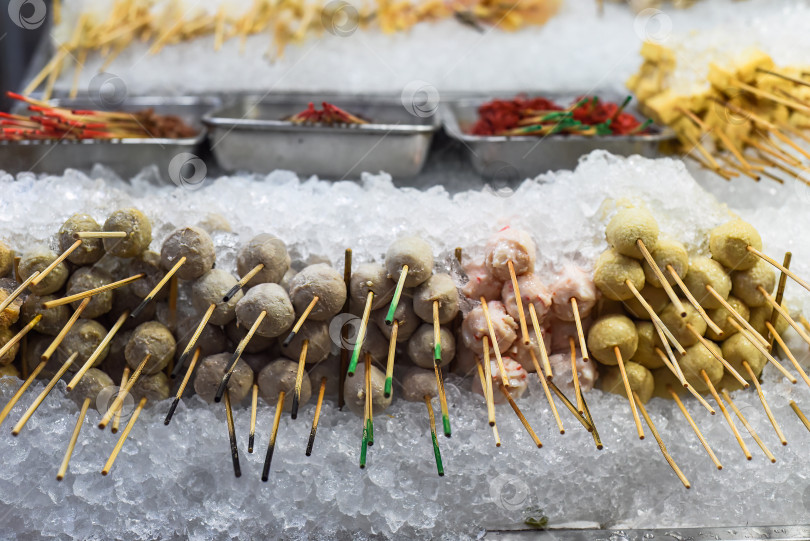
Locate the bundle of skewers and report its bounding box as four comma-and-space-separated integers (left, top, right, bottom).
0, 92, 196, 141
628, 44, 810, 183
285, 102, 368, 126
0, 203, 810, 489
470, 95, 653, 137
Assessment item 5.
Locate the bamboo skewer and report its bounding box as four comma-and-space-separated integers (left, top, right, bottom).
98, 353, 151, 429
570, 297, 589, 362
625, 279, 686, 355
0, 360, 47, 428
721, 389, 776, 462
669, 387, 722, 470
757, 67, 810, 89
0, 272, 39, 315
686, 323, 749, 387
223, 263, 264, 302
507, 260, 530, 344
291, 339, 309, 419
112, 367, 130, 434
42, 273, 144, 309
347, 291, 374, 376
131, 256, 186, 318
528, 348, 564, 434
653, 321, 687, 385
249, 383, 259, 453
790, 401, 810, 432
383, 320, 397, 398
0, 314, 41, 359
73, 231, 127, 239
727, 318, 795, 383
365, 354, 374, 447
482, 337, 496, 427
743, 135, 801, 167
283, 296, 319, 347
528, 303, 553, 378
678, 107, 756, 175
223, 390, 241, 477
748, 246, 810, 295
767, 322, 810, 389
339, 249, 352, 411
433, 301, 451, 438
101, 397, 147, 476
758, 286, 810, 349
637, 239, 686, 317
164, 348, 201, 426
667, 265, 723, 337
569, 336, 584, 415
67, 311, 129, 391
548, 380, 592, 431
634, 392, 690, 489
425, 396, 445, 476
615, 346, 644, 440
481, 297, 509, 386
702, 370, 751, 460
499, 383, 542, 448
654, 348, 715, 414
705, 285, 768, 347
475, 360, 501, 447
768, 253, 791, 347
42, 298, 90, 362
214, 311, 267, 403
743, 361, 786, 446
31, 240, 81, 286
384, 264, 409, 325
306, 377, 327, 457
172, 303, 215, 377
580, 392, 603, 450
262, 391, 285, 481
57, 397, 91, 481
12, 353, 77, 436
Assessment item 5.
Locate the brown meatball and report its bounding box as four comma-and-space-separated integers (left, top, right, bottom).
60, 319, 109, 370
0, 327, 19, 366
587, 314, 638, 365
125, 251, 167, 300
350, 263, 395, 310
68, 368, 114, 411
683, 257, 731, 310
20, 294, 69, 336
372, 293, 419, 342
258, 358, 312, 411
18, 247, 69, 296
593, 249, 645, 301
288, 264, 347, 322
307, 357, 340, 397
58, 214, 105, 265
413, 273, 459, 324
236, 233, 290, 287
66, 267, 114, 319
174, 315, 227, 360
600, 361, 654, 403
191, 269, 242, 325
225, 320, 275, 353
386, 236, 434, 287
130, 372, 171, 403
730, 260, 775, 308
280, 320, 332, 365
342, 361, 391, 416
103, 208, 152, 258
400, 368, 438, 401
160, 226, 216, 281
194, 352, 253, 404
125, 321, 176, 375
659, 303, 706, 347
407, 324, 455, 369
679, 341, 723, 393
235, 283, 295, 338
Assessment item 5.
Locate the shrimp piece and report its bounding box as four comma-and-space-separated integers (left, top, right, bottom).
547, 351, 599, 393
550, 264, 598, 322
506, 326, 551, 373
472, 356, 529, 404
484, 227, 537, 281
501, 273, 552, 326
461, 300, 518, 354
461, 260, 503, 302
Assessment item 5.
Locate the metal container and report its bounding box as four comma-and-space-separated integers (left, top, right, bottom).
441, 96, 675, 181
0, 96, 218, 181
487, 525, 810, 540
203, 95, 439, 179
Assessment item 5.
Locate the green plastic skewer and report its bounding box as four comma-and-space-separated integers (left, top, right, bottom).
384, 265, 409, 325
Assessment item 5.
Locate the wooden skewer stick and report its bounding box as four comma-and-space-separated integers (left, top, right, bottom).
0, 359, 47, 428
686, 323, 749, 388
625, 280, 686, 355
767, 322, 810, 389
248, 383, 259, 453
653, 320, 687, 385
475, 361, 501, 446
721, 389, 776, 462
743, 135, 802, 167
548, 380, 592, 432
0, 314, 41, 359
637, 239, 686, 317
425, 395, 445, 476
580, 391, 603, 450
0, 271, 39, 315
568, 297, 590, 363
131, 256, 186, 318
758, 286, 810, 349
728, 318, 795, 383
73, 231, 127, 239
339, 249, 352, 411
569, 336, 584, 415
702, 370, 751, 460
790, 401, 810, 432
748, 246, 810, 295
223, 390, 241, 477
383, 320, 398, 398
615, 346, 644, 440
67, 311, 129, 391
768, 252, 791, 348
12, 353, 77, 436
347, 291, 374, 376
306, 377, 327, 457
679, 107, 756, 174
164, 348, 201, 426
262, 391, 285, 481
499, 383, 542, 448
112, 367, 130, 434
654, 348, 715, 414
756, 67, 810, 88
283, 296, 320, 347
98, 353, 151, 429
41, 298, 90, 362
528, 303, 553, 378
101, 397, 147, 476
384, 264, 409, 325
633, 392, 690, 489
223, 263, 264, 302
172, 303, 215, 378
723, 100, 810, 160
291, 340, 309, 420
481, 297, 509, 386
31, 240, 81, 286
528, 348, 564, 434
42, 273, 145, 309
705, 285, 768, 347
433, 300, 451, 438
507, 260, 530, 345
360, 360, 370, 468
668, 386, 721, 470
365, 354, 374, 446
667, 265, 723, 337
215, 311, 267, 403
481, 337, 496, 426
57, 397, 91, 481
742, 361, 786, 446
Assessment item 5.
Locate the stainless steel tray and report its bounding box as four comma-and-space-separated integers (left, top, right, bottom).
487, 525, 810, 540
441, 95, 676, 181
0, 96, 219, 181
203, 95, 439, 179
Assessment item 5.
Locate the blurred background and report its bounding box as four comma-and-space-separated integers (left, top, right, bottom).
0, 0, 49, 111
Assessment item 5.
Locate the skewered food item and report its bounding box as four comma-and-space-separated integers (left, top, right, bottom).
600, 361, 654, 403
308, 358, 339, 397
235, 283, 295, 338
20, 295, 69, 336
606, 208, 660, 259
679, 342, 723, 392
58, 214, 105, 265
659, 303, 706, 347
18, 247, 69, 295
103, 209, 152, 258
683, 257, 731, 309
709, 219, 762, 271
400, 368, 439, 402
507, 327, 551, 373
65, 268, 115, 319
471, 356, 528, 404
191, 269, 242, 325
730, 260, 776, 307
623, 284, 667, 319
126, 252, 166, 300
593, 249, 645, 301
175, 316, 227, 360
130, 372, 171, 402
125, 321, 176, 375
259, 359, 312, 411
0, 242, 13, 278
386, 237, 434, 288
373, 297, 419, 342
62, 319, 109, 369
706, 296, 749, 341
160, 226, 216, 281
280, 320, 332, 365
350, 263, 395, 310
642, 237, 688, 287
484, 227, 536, 281
461, 300, 517, 354
587, 314, 638, 365
413, 274, 459, 324
550, 265, 597, 321
225, 320, 274, 353
407, 324, 455, 369
461, 260, 503, 302
68, 368, 114, 412
236, 234, 290, 287
721, 333, 766, 380
194, 353, 253, 404
749, 303, 789, 337
501, 273, 550, 325
343, 361, 392, 416
630, 321, 664, 369
289, 264, 347, 321
0, 328, 20, 366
